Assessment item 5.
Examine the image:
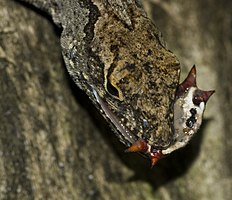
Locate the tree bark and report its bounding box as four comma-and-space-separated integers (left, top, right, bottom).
144, 0, 232, 199
0, 0, 231, 200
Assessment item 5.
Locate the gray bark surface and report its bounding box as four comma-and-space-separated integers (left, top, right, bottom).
0, 0, 231, 199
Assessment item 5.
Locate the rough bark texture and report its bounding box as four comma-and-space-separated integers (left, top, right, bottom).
0, 0, 231, 200
144, 0, 232, 199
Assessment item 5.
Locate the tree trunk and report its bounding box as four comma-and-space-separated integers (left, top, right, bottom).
0, 0, 231, 199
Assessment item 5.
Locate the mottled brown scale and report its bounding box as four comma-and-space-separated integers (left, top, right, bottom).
91, 3, 180, 148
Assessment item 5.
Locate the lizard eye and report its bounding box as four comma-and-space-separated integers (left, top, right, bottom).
106, 81, 120, 99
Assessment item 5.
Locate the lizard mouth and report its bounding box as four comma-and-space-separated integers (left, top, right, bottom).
92, 86, 163, 167
91, 85, 138, 145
